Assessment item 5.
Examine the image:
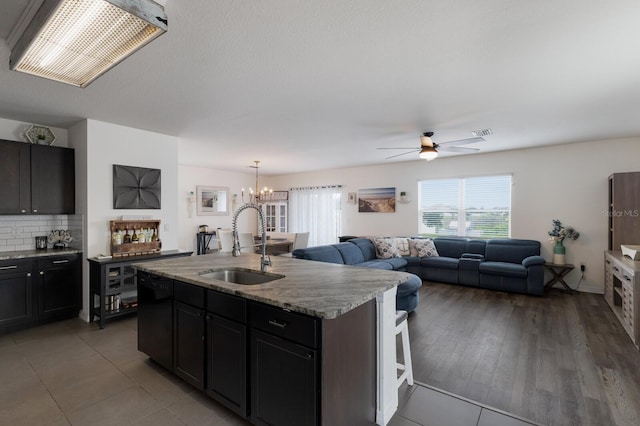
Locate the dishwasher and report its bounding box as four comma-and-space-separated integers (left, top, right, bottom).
137, 270, 173, 371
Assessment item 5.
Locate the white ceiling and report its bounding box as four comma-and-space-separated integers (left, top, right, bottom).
1, 0, 639, 175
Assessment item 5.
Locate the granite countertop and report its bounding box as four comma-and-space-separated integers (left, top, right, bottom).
0, 248, 82, 260
135, 253, 413, 319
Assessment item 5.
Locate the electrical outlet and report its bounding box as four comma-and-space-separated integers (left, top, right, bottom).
580, 264, 586, 272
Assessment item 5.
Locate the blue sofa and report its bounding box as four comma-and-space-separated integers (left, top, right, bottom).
293, 237, 546, 311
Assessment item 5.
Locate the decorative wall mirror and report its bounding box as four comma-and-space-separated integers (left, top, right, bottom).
196, 186, 230, 216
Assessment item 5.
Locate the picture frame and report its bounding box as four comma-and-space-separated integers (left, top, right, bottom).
347, 192, 356, 204
270, 190, 289, 201
197, 186, 230, 216
113, 164, 161, 209
358, 187, 396, 213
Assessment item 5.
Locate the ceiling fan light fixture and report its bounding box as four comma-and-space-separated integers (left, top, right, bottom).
9, 0, 168, 88
420, 132, 434, 147
419, 146, 438, 161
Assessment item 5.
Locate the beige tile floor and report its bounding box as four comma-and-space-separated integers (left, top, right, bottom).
0, 317, 540, 426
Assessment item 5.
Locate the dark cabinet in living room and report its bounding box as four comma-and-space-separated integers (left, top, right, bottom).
0, 139, 75, 215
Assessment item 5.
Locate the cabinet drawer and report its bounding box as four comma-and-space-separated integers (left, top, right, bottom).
207, 290, 246, 323
250, 302, 318, 348
0, 259, 32, 276
37, 254, 79, 269
174, 281, 205, 309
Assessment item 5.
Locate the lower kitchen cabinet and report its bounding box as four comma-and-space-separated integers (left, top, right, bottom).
206, 312, 247, 416
174, 281, 206, 389
0, 260, 33, 331
37, 254, 81, 319
138, 276, 376, 426
0, 252, 81, 335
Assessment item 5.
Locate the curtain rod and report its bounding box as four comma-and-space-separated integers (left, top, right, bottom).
289, 185, 342, 191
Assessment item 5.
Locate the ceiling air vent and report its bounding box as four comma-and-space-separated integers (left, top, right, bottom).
471, 128, 493, 137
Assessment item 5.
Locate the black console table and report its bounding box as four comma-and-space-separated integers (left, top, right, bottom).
88, 250, 192, 328
196, 232, 218, 255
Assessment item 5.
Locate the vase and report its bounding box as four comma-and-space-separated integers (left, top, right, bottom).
553, 240, 566, 265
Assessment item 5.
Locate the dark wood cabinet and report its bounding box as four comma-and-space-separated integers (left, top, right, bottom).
174, 301, 205, 389
37, 254, 81, 319
250, 329, 317, 426
608, 172, 640, 250
138, 274, 376, 426
30, 144, 75, 214
0, 260, 33, 330
206, 308, 247, 416
0, 252, 82, 335
0, 139, 75, 215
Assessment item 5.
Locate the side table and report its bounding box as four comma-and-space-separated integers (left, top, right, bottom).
543, 262, 576, 294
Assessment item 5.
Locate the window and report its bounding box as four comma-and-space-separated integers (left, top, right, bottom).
288, 185, 342, 246
419, 175, 511, 238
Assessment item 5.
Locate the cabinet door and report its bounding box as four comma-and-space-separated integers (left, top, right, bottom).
37, 256, 81, 319
250, 329, 317, 426
206, 313, 247, 417
30, 144, 75, 214
0, 266, 33, 330
174, 301, 205, 389
0, 139, 30, 214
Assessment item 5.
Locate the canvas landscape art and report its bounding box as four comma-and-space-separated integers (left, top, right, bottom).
358, 187, 396, 213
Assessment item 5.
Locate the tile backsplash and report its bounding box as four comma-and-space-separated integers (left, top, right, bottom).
0, 214, 83, 252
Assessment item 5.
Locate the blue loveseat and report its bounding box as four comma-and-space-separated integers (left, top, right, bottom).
293, 237, 546, 311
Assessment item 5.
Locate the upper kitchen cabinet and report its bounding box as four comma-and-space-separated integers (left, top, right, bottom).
0, 139, 75, 215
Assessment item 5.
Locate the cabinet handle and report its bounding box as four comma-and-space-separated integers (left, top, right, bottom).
614, 267, 619, 272
21, 209, 26, 213
32, 209, 38, 213
40, 271, 44, 275
0, 265, 17, 270
624, 275, 631, 281
27, 273, 31, 277
53, 260, 70, 264
268, 319, 287, 329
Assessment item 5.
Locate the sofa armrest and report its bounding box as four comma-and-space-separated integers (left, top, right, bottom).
461, 253, 484, 261
522, 255, 545, 267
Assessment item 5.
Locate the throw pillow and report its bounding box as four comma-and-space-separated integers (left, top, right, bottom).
373, 237, 400, 259
412, 238, 439, 257
395, 238, 411, 256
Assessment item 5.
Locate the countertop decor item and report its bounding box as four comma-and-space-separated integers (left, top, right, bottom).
25, 125, 56, 145
548, 219, 579, 265
48, 229, 73, 248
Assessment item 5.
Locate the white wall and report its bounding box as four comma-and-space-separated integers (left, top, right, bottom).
177, 164, 257, 252
84, 119, 180, 257
266, 138, 640, 294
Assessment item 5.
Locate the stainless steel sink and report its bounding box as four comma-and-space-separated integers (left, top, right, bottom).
198, 267, 284, 285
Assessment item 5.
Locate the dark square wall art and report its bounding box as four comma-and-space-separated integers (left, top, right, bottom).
113, 164, 161, 209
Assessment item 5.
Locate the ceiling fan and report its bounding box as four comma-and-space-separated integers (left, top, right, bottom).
377, 132, 484, 161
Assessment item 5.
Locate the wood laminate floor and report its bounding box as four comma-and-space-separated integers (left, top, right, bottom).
407, 282, 640, 426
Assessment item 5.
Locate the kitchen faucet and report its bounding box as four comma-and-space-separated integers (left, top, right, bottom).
232, 203, 271, 272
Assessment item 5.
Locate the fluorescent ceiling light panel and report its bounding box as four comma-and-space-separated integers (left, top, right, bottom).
10, 0, 167, 88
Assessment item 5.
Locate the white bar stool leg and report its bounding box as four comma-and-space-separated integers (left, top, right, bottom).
395, 310, 414, 389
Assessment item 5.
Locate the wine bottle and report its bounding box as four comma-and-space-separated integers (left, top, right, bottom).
113, 228, 122, 245
151, 228, 158, 242
123, 227, 131, 244
131, 228, 139, 243
138, 228, 146, 243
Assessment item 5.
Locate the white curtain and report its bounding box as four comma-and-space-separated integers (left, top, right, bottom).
288, 185, 342, 247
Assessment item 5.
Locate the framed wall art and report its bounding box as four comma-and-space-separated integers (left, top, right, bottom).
113, 164, 161, 209
358, 187, 396, 213
197, 186, 230, 216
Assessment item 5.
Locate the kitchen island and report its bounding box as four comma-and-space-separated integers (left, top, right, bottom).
135, 252, 413, 426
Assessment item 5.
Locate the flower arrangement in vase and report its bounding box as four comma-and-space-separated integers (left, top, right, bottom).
547, 219, 579, 264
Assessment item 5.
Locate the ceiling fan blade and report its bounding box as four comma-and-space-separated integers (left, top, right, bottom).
436, 137, 484, 147
384, 149, 420, 159
376, 147, 421, 150
437, 146, 479, 153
